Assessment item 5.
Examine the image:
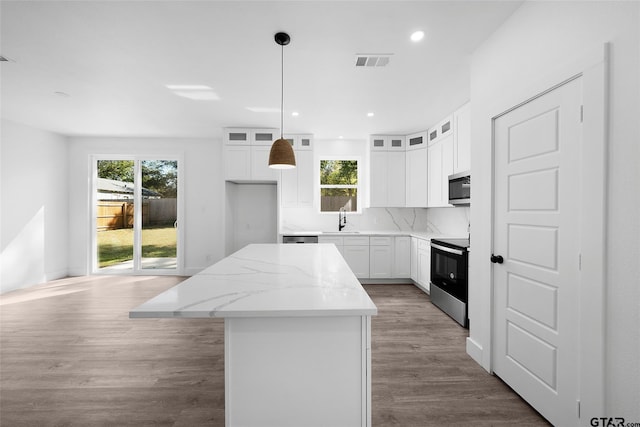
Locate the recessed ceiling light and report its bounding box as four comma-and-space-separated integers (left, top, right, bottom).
338, 136, 344, 139
166, 84, 220, 101
367, 112, 374, 117
410, 31, 425, 42
291, 111, 299, 117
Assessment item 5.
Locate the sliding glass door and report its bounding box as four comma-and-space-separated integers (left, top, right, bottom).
94, 157, 181, 274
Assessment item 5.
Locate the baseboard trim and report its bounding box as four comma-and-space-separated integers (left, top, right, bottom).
466, 337, 484, 367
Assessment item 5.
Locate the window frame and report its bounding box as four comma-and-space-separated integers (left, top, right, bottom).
317, 156, 362, 214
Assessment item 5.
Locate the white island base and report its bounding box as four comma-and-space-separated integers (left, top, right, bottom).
226, 315, 371, 427
130, 244, 376, 427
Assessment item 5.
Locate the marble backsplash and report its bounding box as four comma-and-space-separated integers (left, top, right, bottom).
281, 206, 470, 237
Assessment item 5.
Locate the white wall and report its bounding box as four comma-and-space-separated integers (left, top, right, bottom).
469, 1, 639, 420
68, 136, 224, 276
225, 182, 277, 255
280, 138, 470, 236
1, 119, 69, 293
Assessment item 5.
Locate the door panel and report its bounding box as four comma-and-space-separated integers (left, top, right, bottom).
493, 77, 582, 426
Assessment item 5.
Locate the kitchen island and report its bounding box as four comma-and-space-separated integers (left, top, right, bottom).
130, 243, 377, 427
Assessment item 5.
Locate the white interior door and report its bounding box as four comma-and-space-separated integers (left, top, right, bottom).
492, 77, 582, 426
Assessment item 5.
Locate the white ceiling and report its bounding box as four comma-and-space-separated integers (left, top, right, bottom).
0, 1, 522, 141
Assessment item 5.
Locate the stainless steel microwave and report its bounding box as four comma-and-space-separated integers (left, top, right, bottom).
448, 171, 470, 205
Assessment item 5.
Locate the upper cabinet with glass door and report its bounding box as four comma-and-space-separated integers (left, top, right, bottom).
223, 128, 279, 182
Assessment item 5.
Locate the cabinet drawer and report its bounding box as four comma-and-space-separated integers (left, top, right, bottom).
417, 238, 431, 251
343, 236, 369, 246
318, 236, 344, 246
369, 236, 392, 246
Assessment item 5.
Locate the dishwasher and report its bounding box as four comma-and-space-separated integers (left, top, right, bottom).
282, 235, 319, 244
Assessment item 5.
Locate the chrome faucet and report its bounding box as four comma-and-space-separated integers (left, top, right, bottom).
338, 208, 347, 231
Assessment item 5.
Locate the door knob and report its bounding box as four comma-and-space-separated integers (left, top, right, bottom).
490, 254, 504, 264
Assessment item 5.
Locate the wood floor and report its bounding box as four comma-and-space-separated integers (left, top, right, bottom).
0, 276, 549, 426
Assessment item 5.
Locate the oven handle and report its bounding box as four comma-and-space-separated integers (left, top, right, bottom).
430, 242, 465, 256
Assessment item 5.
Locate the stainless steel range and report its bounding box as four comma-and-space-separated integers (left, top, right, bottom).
430, 238, 470, 327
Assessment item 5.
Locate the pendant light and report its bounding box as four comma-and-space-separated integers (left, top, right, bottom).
268, 32, 296, 169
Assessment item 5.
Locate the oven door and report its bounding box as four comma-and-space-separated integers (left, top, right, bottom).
430, 243, 468, 301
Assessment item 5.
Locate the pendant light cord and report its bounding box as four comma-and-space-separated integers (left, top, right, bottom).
280, 42, 284, 139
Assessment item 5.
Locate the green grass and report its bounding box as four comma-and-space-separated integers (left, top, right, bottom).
97, 226, 177, 268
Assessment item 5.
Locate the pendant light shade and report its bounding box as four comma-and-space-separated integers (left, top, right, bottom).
268, 138, 296, 169
269, 32, 296, 169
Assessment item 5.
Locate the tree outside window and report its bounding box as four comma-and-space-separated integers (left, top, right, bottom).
320, 160, 358, 212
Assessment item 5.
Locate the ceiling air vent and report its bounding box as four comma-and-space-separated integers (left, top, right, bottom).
355, 54, 392, 68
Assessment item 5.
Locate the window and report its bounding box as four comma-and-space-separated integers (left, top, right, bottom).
319, 159, 359, 212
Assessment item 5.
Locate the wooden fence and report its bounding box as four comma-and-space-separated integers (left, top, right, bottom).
320, 195, 357, 212
97, 199, 177, 231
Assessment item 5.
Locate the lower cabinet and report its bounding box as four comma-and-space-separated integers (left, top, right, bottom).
410, 237, 418, 282
318, 234, 414, 281
343, 236, 370, 279
343, 246, 370, 278
317, 236, 344, 255
393, 236, 411, 278
416, 238, 431, 292
369, 237, 392, 279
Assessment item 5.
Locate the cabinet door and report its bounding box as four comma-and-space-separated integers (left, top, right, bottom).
225, 145, 251, 181
453, 102, 471, 173
251, 146, 279, 181
225, 129, 251, 145
410, 237, 418, 281
406, 131, 427, 151
280, 167, 298, 207
441, 135, 454, 206
417, 246, 431, 292
370, 136, 387, 151
393, 236, 411, 278
369, 245, 392, 278
296, 150, 314, 207
405, 147, 428, 207
387, 151, 406, 207
252, 129, 278, 146
388, 136, 406, 151
343, 246, 370, 278
427, 142, 443, 207
318, 236, 344, 255
369, 151, 387, 207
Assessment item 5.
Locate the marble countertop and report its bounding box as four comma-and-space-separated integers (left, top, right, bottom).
129, 244, 377, 319
280, 230, 462, 240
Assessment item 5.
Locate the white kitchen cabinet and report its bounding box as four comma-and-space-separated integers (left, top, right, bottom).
453, 102, 471, 174
369, 236, 393, 279
370, 135, 405, 151
405, 146, 428, 207
387, 151, 406, 207
369, 151, 388, 207
224, 145, 251, 181
318, 235, 344, 255
251, 145, 279, 181
369, 136, 406, 208
224, 129, 251, 145
416, 238, 431, 292
343, 236, 370, 279
393, 236, 411, 278
281, 149, 314, 208
427, 134, 454, 207
428, 116, 453, 146
405, 131, 427, 151
284, 134, 314, 151
410, 237, 418, 282
224, 128, 280, 182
